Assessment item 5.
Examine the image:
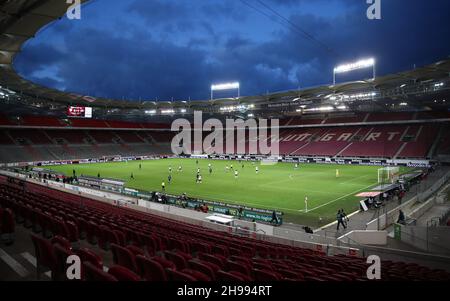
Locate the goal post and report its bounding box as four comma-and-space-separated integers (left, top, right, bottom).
378, 166, 400, 184
260, 156, 280, 166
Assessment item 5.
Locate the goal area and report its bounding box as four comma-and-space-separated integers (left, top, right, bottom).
377, 166, 400, 184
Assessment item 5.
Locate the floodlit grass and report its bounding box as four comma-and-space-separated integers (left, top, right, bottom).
47, 159, 412, 226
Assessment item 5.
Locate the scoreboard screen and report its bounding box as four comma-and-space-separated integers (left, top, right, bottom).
67, 106, 92, 118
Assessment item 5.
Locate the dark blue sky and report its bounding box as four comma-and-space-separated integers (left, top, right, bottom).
14, 0, 450, 101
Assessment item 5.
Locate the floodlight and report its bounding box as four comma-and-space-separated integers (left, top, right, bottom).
211, 82, 240, 100
334, 58, 375, 73
333, 58, 376, 85
211, 82, 240, 91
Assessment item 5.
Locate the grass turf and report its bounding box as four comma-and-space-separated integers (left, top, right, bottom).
47, 159, 411, 226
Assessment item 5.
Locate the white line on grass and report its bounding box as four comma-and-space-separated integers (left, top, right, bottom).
303, 182, 378, 213
21, 252, 51, 278
0, 248, 29, 277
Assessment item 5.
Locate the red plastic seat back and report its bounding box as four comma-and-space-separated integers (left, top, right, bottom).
108, 265, 140, 281
31, 234, 57, 271
83, 262, 117, 281
136, 255, 168, 281
167, 269, 197, 281
110, 243, 137, 272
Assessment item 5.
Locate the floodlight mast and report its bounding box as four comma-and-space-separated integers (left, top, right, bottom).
333, 58, 376, 85
211, 82, 240, 100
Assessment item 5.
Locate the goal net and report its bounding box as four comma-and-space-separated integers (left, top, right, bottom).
260, 156, 279, 166
378, 166, 400, 184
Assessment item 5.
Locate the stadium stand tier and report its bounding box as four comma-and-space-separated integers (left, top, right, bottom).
0, 112, 448, 163
1, 177, 449, 281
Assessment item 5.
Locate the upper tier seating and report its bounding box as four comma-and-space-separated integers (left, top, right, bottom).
69, 119, 110, 128
0, 114, 15, 125
416, 111, 450, 120
21, 116, 65, 127
106, 121, 142, 129
366, 112, 415, 122
0, 130, 14, 144
324, 114, 367, 124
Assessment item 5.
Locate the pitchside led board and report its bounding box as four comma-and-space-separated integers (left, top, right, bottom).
67, 106, 93, 118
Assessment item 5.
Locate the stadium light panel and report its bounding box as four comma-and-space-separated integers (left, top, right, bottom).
161, 109, 175, 114
219, 104, 253, 112
180, 109, 187, 113
144, 110, 156, 114
334, 58, 375, 74
211, 82, 240, 91
305, 106, 334, 112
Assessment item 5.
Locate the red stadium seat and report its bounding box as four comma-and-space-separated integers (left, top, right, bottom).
83, 262, 117, 281
253, 269, 282, 281
151, 255, 176, 270
50, 235, 71, 250
181, 269, 212, 281
166, 269, 197, 281
164, 250, 188, 270
74, 248, 103, 269
188, 260, 216, 280
0, 208, 15, 244
110, 243, 138, 272
136, 255, 168, 281
53, 243, 76, 281
216, 270, 246, 281
30, 234, 58, 280
107, 265, 140, 281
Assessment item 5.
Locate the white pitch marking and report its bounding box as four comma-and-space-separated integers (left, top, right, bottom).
0, 248, 29, 277
21, 252, 51, 278
304, 182, 378, 213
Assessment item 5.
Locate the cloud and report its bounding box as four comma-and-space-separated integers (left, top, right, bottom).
13, 0, 450, 102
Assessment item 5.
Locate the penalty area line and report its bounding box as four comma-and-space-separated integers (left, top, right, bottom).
297, 182, 378, 213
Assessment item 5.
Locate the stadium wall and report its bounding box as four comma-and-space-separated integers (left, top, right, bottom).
398, 226, 450, 255
366, 170, 450, 230
337, 230, 388, 245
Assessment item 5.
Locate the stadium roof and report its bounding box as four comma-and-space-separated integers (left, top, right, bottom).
1, 0, 450, 113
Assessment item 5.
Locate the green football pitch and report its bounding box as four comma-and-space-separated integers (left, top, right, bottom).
46, 159, 411, 226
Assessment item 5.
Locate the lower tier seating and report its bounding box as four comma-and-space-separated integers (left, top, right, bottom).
0, 179, 449, 281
